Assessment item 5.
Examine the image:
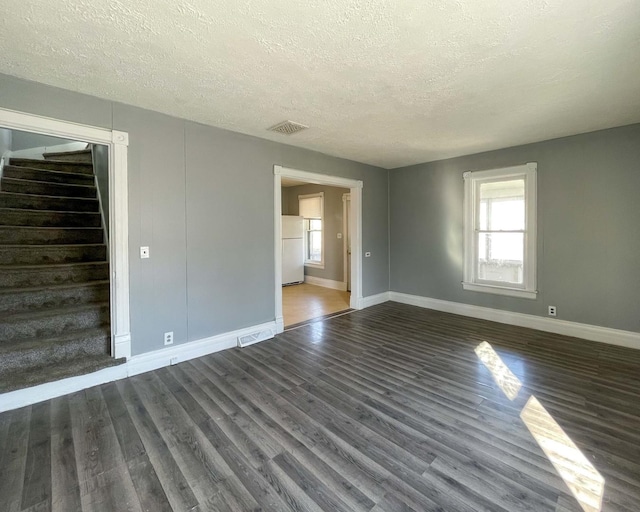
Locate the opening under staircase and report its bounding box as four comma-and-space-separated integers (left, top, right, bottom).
0, 148, 124, 394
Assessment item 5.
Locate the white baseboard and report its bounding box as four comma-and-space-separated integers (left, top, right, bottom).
8, 141, 87, 160
0, 364, 129, 413
0, 320, 278, 413
358, 291, 391, 309
304, 275, 347, 291
389, 292, 640, 350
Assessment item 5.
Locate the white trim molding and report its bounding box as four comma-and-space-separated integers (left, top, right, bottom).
0, 320, 277, 413
342, 193, 351, 292
359, 292, 391, 309
0, 108, 132, 360
274, 165, 364, 332
304, 275, 348, 291
0, 364, 129, 413
389, 292, 640, 350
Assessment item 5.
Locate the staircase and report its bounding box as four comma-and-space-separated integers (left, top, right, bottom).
0, 148, 124, 394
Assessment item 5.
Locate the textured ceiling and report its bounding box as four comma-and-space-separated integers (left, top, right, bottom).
1, 1, 639, 169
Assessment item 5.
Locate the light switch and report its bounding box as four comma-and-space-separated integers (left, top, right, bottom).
337, 233, 342, 239
140, 246, 150, 259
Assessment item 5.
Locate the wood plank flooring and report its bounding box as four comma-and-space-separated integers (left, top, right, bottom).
1, 301, 640, 511
282, 283, 350, 327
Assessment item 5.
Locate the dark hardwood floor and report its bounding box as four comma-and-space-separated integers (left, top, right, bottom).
1, 302, 639, 511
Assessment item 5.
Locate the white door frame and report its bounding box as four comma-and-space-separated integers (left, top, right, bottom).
274, 165, 363, 333
0, 108, 132, 358
342, 192, 351, 292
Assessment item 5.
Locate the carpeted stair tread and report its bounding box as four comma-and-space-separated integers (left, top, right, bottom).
8, 158, 94, 175
0, 354, 125, 394
0, 280, 110, 313
0, 327, 111, 374
0, 301, 110, 342
0, 207, 101, 227
0, 225, 103, 245
43, 148, 92, 163
0, 261, 109, 288
0, 191, 99, 212
0, 243, 107, 265
2, 165, 95, 185
1, 177, 97, 198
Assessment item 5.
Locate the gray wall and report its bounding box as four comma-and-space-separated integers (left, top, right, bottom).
284, 184, 349, 282
390, 124, 640, 333
0, 73, 389, 356
11, 130, 71, 151
92, 144, 110, 234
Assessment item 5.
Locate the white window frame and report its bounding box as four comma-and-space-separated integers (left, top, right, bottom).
299, 192, 325, 269
463, 162, 537, 299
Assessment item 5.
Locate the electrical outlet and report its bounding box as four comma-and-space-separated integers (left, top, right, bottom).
170, 357, 178, 365
140, 246, 150, 259
548, 306, 557, 317
164, 331, 174, 345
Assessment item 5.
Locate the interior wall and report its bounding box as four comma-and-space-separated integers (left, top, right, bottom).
390, 123, 640, 333
0, 73, 389, 356
11, 130, 71, 151
285, 183, 349, 283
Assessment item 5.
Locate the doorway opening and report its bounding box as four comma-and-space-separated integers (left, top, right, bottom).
0, 108, 131, 367
274, 166, 363, 333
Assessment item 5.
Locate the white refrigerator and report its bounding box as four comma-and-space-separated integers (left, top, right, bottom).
282, 215, 304, 285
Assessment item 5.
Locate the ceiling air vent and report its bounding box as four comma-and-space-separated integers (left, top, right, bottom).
268, 120, 309, 135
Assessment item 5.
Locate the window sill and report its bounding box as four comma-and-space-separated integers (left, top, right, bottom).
305, 262, 325, 270
462, 282, 537, 299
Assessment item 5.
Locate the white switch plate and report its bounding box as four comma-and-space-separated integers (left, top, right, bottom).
365, 251, 371, 257
140, 246, 150, 259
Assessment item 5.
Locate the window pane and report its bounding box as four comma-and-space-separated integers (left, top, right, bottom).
479, 179, 525, 231
309, 219, 322, 230
308, 231, 322, 261
477, 232, 524, 284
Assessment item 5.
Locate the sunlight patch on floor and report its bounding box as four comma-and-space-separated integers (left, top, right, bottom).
521, 397, 604, 512
475, 341, 522, 400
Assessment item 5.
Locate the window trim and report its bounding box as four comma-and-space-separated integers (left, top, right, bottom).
299, 192, 325, 269
462, 163, 537, 299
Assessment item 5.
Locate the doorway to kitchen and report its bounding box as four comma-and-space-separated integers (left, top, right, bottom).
274, 166, 363, 333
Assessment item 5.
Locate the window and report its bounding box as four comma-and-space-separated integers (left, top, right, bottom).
299, 192, 324, 267
463, 163, 537, 299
